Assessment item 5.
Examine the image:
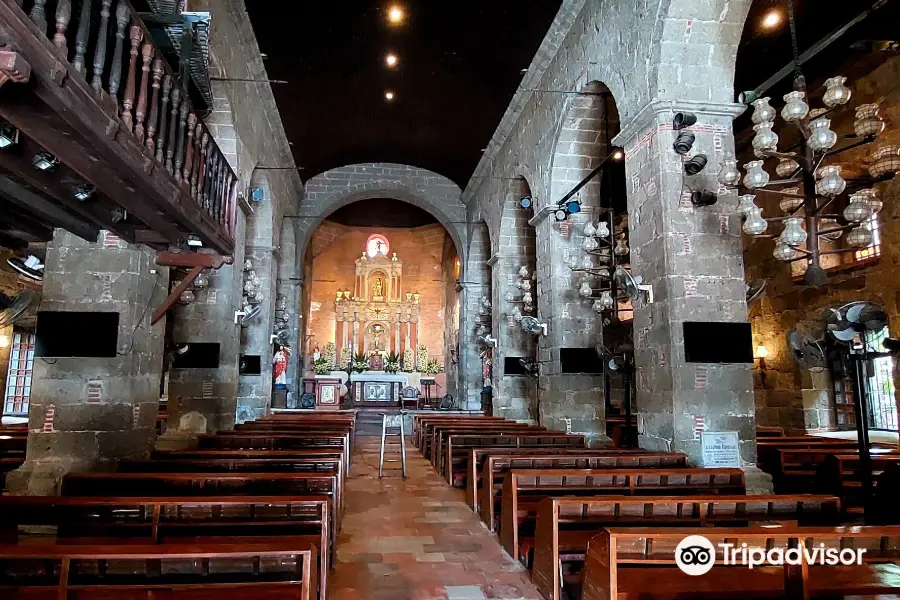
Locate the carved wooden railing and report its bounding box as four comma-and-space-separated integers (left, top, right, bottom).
14, 0, 237, 243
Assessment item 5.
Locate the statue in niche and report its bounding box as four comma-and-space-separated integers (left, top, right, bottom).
373, 277, 385, 299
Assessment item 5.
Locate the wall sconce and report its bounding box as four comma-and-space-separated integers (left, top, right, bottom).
0, 335, 9, 348
413, 292, 420, 304
755, 345, 769, 359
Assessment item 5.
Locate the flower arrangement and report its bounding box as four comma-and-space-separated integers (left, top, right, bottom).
385, 351, 401, 374
416, 343, 429, 372
425, 358, 444, 376
323, 342, 337, 368
314, 356, 332, 375
339, 346, 352, 368
402, 348, 415, 372
352, 352, 369, 373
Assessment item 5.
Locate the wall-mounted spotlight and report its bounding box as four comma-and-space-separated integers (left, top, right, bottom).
738, 90, 759, 105
565, 200, 581, 215
683, 154, 708, 175
519, 195, 532, 209
251, 187, 265, 203
32, 151, 58, 171
74, 184, 94, 201
690, 190, 718, 207
0, 123, 19, 148
554, 208, 568, 221
187, 234, 203, 248
673, 113, 697, 130
673, 132, 695, 155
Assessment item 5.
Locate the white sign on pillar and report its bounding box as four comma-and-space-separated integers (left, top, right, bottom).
700, 431, 741, 468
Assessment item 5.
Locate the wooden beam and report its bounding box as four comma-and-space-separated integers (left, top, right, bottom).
0, 202, 53, 240
0, 4, 235, 254
151, 265, 201, 326
156, 251, 232, 269
0, 174, 99, 241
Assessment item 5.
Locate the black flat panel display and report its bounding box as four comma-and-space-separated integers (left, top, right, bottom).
504, 357, 527, 375
35, 311, 120, 358
560, 348, 604, 374
683, 321, 753, 363
172, 343, 221, 369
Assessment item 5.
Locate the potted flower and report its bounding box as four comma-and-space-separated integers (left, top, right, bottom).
314, 356, 331, 375
425, 358, 444, 376
352, 352, 369, 373
402, 348, 415, 372
385, 352, 401, 374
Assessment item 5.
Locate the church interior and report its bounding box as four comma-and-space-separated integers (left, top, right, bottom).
1, 0, 900, 598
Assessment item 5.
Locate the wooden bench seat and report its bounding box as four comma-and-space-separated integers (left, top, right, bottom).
756, 438, 857, 476
776, 446, 900, 493
412, 415, 508, 449
0, 539, 318, 600
532, 494, 842, 600
498, 468, 746, 561
196, 433, 350, 470
475, 453, 688, 529
441, 433, 586, 484
581, 525, 900, 600
429, 423, 545, 463
0, 495, 331, 598
819, 453, 900, 515
418, 417, 514, 456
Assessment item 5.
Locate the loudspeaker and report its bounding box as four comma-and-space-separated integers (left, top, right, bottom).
299, 392, 316, 409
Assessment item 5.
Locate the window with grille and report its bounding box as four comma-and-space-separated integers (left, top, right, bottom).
864, 326, 897, 431
854, 215, 882, 262
3, 330, 34, 417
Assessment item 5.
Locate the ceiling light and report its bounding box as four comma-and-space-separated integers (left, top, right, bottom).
385, 53, 399, 68
384, 90, 395, 101
0, 123, 19, 149
762, 10, 781, 29
32, 151, 58, 171
612, 149, 623, 160
187, 235, 203, 247
387, 5, 405, 24
74, 184, 94, 201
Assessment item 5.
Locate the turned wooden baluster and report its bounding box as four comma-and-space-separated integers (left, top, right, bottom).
72, 0, 92, 73
29, 0, 48, 36
205, 146, 216, 211
226, 173, 236, 230
145, 59, 163, 153
174, 100, 188, 182
196, 131, 209, 203
182, 113, 197, 186
156, 75, 171, 163
91, 0, 112, 93
120, 23, 142, 131
53, 0, 72, 58
190, 123, 203, 198
215, 155, 226, 221
165, 86, 181, 174
134, 42, 153, 143
108, 1, 131, 102
209, 153, 220, 217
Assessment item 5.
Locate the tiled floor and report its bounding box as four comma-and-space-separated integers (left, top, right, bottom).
329, 438, 545, 600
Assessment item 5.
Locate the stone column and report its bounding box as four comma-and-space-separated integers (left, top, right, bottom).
164, 216, 246, 443
7, 230, 167, 495
613, 100, 769, 490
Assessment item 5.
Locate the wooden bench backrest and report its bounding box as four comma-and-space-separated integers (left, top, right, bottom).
442, 433, 585, 481
416, 416, 510, 450
499, 468, 745, 560
428, 424, 541, 461
778, 447, 900, 480
476, 453, 688, 526
196, 433, 350, 468
581, 525, 900, 600
533, 494, 841, 600
153, 449, 345, 460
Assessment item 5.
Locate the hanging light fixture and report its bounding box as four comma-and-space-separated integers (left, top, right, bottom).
737, 194, 759, 216
743, 207, 768, 235
779, 217, 808, 247
847, 224, 874, 248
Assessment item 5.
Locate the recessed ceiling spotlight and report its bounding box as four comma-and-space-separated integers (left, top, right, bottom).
762, 10, 781, 29
384, 90, 395, 101
385, 53, 399, 68
387, 5, 405, 25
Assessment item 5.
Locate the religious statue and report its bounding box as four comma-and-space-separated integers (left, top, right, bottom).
273, 344, 290, 389
373, 277, 384, 298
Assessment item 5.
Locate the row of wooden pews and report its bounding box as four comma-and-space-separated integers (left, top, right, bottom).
416, 414, 900, 600
0, 411, 357, 600
0, 423, 27, 489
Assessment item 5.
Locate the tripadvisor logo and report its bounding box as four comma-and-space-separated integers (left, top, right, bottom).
675, 535, 866, 576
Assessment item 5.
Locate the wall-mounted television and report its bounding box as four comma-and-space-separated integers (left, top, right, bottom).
683, 321, 753, 363
35, 311, 120, 358
560, 348, 604, 374
172, 343, 221, 369
504, 357, 527, 376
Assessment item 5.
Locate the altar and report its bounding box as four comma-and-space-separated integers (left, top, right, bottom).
349, 371, 409, 406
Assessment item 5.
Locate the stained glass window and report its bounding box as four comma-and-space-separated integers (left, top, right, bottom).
366, 234, 389, 258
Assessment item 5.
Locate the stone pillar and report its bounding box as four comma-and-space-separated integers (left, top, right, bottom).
613, 100, 769, 490
7, 230, 167, 495
164, 216, 246, 443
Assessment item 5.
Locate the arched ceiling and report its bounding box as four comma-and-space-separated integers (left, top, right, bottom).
246, 1, 562, 187
325, 198, 439, 228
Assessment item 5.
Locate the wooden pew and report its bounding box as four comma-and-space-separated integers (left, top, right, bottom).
153, 448, 345, 461
441, 433, 586, 483
121, 455, 345, 514
428, 423, 542, 463
412, 415, 508, 448
61, 471, 342, 531
0, 540, 319, 600
819, 453, 900, 514
756, 425, 784, 437
756, 437, 857, 476
581, 525, 900, 600
499, 468, 746, 561
532, 494, 842, 600
476, 452, 688, 529
0, 434, 26, 459
416, 416, 510, 454
775, 446, 900, 493
197, 433, 350, 470
0, 495, 331, 598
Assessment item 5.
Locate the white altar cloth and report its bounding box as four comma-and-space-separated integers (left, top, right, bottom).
348, 371, 409, 385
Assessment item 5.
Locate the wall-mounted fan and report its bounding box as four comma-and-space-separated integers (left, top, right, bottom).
520, 316, 547, 336
0, 291, 36, 327
274, 328, 290, 346
826, 302, 887, 349
788, 330, 828, 373
614, 266, 653, 307
7, 255, 43, 282
746, 280, 767, 305
477, 334, 497, 347
518, 358, 539, 377
241, 304, 262, 326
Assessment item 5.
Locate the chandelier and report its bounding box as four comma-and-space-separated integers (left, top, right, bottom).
568, 207, 631, 317
720, 4, 897, 286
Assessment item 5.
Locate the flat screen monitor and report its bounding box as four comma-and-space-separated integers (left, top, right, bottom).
560, 348, 604, 374
172, 343, 221, 369
35, 311, 120, 358
683, 321, 753, 363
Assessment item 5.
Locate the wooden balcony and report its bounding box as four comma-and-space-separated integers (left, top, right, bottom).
0, 0, 236, 254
